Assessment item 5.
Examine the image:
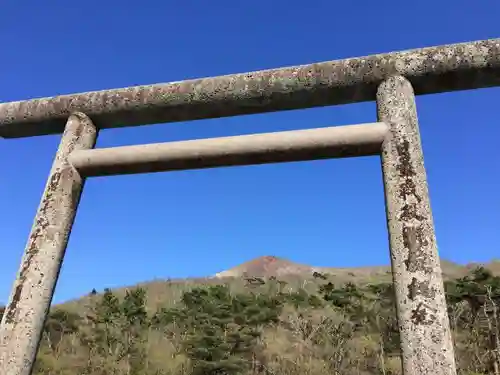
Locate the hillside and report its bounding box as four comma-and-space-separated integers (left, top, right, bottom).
213, 254, 498, 280
2, 256, 500, 375
60, 256, 498, 313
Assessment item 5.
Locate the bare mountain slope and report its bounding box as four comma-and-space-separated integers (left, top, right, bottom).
214, 255, 499, 280
214, 256, 316, 278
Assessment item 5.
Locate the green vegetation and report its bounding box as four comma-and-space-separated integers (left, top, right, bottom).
1, 267, 499, 375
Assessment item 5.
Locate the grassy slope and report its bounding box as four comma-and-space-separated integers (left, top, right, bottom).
60, 258, 500, 313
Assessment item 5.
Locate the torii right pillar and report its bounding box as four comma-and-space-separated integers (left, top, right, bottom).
377, 75, 457, 375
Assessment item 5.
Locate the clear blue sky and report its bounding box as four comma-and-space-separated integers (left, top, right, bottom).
1, 1, 499, 305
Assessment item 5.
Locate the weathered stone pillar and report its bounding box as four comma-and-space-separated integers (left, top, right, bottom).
0, 113, 98, 375
377, 75, 457, 375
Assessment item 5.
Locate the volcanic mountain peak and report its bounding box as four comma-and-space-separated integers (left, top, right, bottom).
214, 255, 317, 278
212, 255, 499, 280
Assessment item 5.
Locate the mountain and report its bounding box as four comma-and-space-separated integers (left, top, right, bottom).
53, 256, 500, 313
213, 256, 317, 278
213, 255, 499, 280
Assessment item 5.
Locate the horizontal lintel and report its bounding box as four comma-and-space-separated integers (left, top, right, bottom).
1, 38, 499, 138
69, 122, 388, 177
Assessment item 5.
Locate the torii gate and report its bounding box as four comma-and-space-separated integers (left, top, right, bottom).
1, 38, 499, 375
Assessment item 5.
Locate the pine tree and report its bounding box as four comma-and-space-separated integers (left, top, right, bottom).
157, 285, 283, 375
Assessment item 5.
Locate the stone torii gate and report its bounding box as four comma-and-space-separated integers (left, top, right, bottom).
0, 38, 499, 375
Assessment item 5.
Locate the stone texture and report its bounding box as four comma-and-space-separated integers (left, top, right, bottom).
377, 76, 456, 375
0, 38, 499, 138
0, 113, 98, 375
